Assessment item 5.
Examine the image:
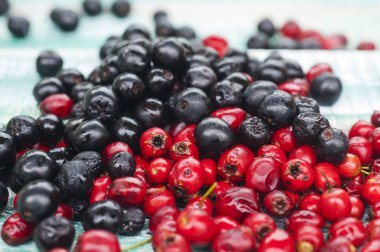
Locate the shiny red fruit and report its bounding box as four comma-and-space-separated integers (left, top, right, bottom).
348, 136, 373, 165
371, 110, 380, 127
212, 226, 255, 252
212, 181, 235, 198
338, 153, 362, 178
89, 176, 112, 204
152, 221, 177, 248
367, 219, 380, 241
177, 209, 217, 247
286, 210, 325, 233
258, 229, 295, 252
102, 142, 133, 164
330, 217, 366, 246
371, 159, 380, 173
215, 187, 259, 222
362, 174, 380, 204
243, 212, 276, 244
54, 203, 74, 220
169, 140, 199, 161
245, 156, 280, 193
149, 206, 179, 233
217, 145, 254, 183
343, 174, 363, 197
319, 237, 355, 252
306, 63, 333, 83
185, 196, 213, 216
214, 216, 239, 235
133, 155, 150, 187
146, 158, 172, 185
40, 93, 73, 119
278, 78, 309, 96
211, 106, 246, 133
272, 126, 296, 153
143, 186, 176, 217
314, 162, 341, 192
169, 121, 187, 138
156, 232, 192, 252
349, 196, 364, 219
281, 159, 314, 192
139, 127, 172, 159
1, 213, 34, 246
74, 230, 120, 252
289, 145, 316, 166
107, 177, 147, 207
173, 124, 196, 143
294, 224, 324, 252
371, 128, 380, 156
281, 20, 302, 39
203, 35, 228, 58
264, 190, 294, 217
200, 159, 217, 187
357, 41, 376, 50
362, 240, 380, 252
299, 193, 321, 214
349, 120, 375, 139
258, 144, 287, 166
321, 188, 352, 222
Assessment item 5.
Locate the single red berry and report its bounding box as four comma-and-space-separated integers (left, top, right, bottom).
337, 153, 362, 178
294, 224, 324, 252
319, 237, 355, 252
371, 128, 380, 156
258, 144, 287, 166
73, 230, 120, 252
286, 210, 325, 233
211, 107, 246, 133
272, 126, 296, 153
299, 193, 321, 214
367, 219, 380, 241
284, 190, 300, 208
168, 157, 204, 198
1, 213, 34, 246
156, 232, 192, 252
343, 174, 363, 197
321, 188, 352, 222
102, 142, 133, 164
40, 93, 73, 119
258, 229, 295, 252
370, 202, 380, 220
185, 196, 213, 216
348, 136, 373, 165
263, 190, 294, 217
89, 176, 112, 204
215, 187, 260, 222
152, 220, 177, 248
169, 121, 187, 138
322, 36, 345, 50
169, 139, 199, 161
139, 127, 172, 159
330, 217, 366, 246
143, 186, 176, 217
362, 240, 380, 252
200, 159, 217, 187
349, 120, 375, 139
54, 203, 74, 220
314, 162, 341, 192
203, 35, 228, 57
289, 145, 316, 166
371, 110, 380, 127
281, 159, 314, 192
149, 206, 179, 233
212, 180, 235, 198
278, 78, 309, 97
245, 156, 280, 193
212, 226, 255, 252
107, 177, 147, 207
214, 216, 239, 235
217, 145, 255, 183
371, 159, 380, 173
146, 158, 172, 185
281, 20, 301, 39
173, 124, 196, 143
177, 209, 217, 247
362, 174, 380, 204
357, 41, 376, 50
349, 196, 364, 219
306, 63, 333, 83
243, 212, 276, 244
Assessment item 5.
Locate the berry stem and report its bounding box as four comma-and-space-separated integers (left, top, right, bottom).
122, 237, 152, 251
361, 166, 369, 170
362, 170, 370, 175
199, 182, 218, 207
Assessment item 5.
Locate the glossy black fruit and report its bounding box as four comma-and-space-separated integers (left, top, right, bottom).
83, 0, 102, 16
108, 152, 135, 179
174, 87, 212, 124
0, 182, 9, 213
57, 68, 85, 92
70, 81, 94, 102
224, 49, 249, 70
48, 147, 70, 166
83, 200, 123, 234
211, 80, 242, 108
8, 16, 30, 38
122, 24, 151, 40
33, 77, 66, 102
176, 26, 196, 39
247, 32, 269, 49
195, 117, 234, 158
310, 72, 342, 106
284, 59, 304, 79
134, 97, 168, 129
213, 57, 241, 80
51, 9, 79, 32
245, 57, 261, 80
316, 127, 349, 165
225, 72, 250, 90
154, 11, 175, 37
243, 80, 277, 115
36, 51, 63, 77
112, 73, 145, 102
204, 47, 219, 65
71, 120, 110, 152
17, 180, 60, 224
38, 114, 64, 146
184, 66, 216, 91
238, 116, 271, 150
63, 117, 85, 146
82, 86, 119, 123
111, 0, 131, 17
120, 207, 145, 236
152, 38, 188, 72
100, 38, 121, 59
146, 68, 175, 97
88, 65, 119, 86
258, 90, 296, 129
34, 216, 75, 252
292, 112, 330, 145
72, 151, 103, 178
0, 131, 16, 175
294, 96, 320, 115
117, 44, 150, 75
188, 55, 211, 68
257, 59, 288, 84
6, 115, 41, 150
110, 116, 142, 151
258, 18, 275, 37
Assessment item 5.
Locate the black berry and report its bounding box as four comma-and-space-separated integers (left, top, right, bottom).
238, 116, 271, 150
292, 112, 330, 145
316, 127, 349, 165
36, 51, 63, 77
120, 207, 145, 236
6, 115, 41, 150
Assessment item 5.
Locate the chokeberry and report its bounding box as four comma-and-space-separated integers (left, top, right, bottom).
6, 115, 41, 150
243, 81, 277, 115
36, 50, 63, 77
176, 26, 196, 39
72, 151, 103, 178
70, 119, 110, 152
110, 116, 142, 151
48, 147, 70, 166
0, 130, 16, 175
51, 9, 79, 32
238, 116, 271, 150
38, 114, 64, 146
211, 80, 242, 108
63, 117, 84, 146
213, 57, 241, 79
88, 65, 119, 86
152, 38, 188, 72
294, 96, 320, 115
112, 73, 145, 102
310, 72, 342, 106
122, 24, 151, 40
83, 0, 102, 16
257, 59, 287, 84
292, 112, 330, 145
70, 81, 94, 102
117, 44, 150, 75
146, 68, 175, 97
134, 97, 168, 129
111, 0, 131, 17
57, 68, 85, 92
67, 198, 89, 221
284, 59, 304, 79
33, 78, 66, 103
120, 207, 145, 236
316, 127, 349, 165
247, 32, 269, 49
258, 18, 275, 36
8, 16, 30, 38
107, 151, 135, 179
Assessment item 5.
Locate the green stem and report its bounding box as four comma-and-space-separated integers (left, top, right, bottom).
122, 237, 152, 252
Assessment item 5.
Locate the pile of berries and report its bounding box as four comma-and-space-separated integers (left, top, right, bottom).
0, 11, 379, 252
247, 18, 377, 50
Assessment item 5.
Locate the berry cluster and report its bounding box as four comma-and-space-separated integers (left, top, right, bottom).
247, 19, 377, 50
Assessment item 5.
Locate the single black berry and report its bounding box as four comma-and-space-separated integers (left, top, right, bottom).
48, 147, 70, 166
83, 0, 102, 16
8, 16, 30, 38
36, 50, 63, 77
111, 0, 131, 17
243, 80, 277, 115
108, 152, 135, 179
117, 45, 150, 75
257, 59, 288, 84
0, 0, 9, 15
70, 81, 94, 102
110, 116, 142, 151
112, 73, 145, 102
294, 96, 320, 115
57, 68, 85, 92
122, 24, 150, 40
33, 77, 66, 102
292, 112, 330, 145
211, 80, 242, 108
310, 72, 342, 106
152, 38, 188, 73
238, 116, 271, 150
184, 66, 216, 91
284, 59, 304, 79
247, 33, 269, 49
146, 68, 175, 97
6, 115, 41, 150
213, 57, 241, 80
316, 127, 349, 165
38, 114, 64, 147
51, 9, 79, 32
257, 18, 275, 37
0, 130, 16, 175
134, 97, 168, 129
120, 207, 145, 236
70, 119, 110, 152
72, 151, 104, 178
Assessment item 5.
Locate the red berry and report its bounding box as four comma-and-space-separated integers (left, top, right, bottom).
319, 237, 355, 252
272, 126, 296, 153
278, 78, 309, 96
289, 145, 316, 166
156, 232, 192, 252
343, 174, 363, 197
321, 188, 352, 222
173, 124, 196, 142
169, 121, 187, 138
306, 63, 333, 83
264, 190, 294, 217
89, 176, 112, 204
372, 159, 380, 173
299, 193, 321, 214
245, 156, 280, 193
286, 210, 325, 233
152, 220, 177, 248
1, 213, 34, 246
243, 212, 276, 244
169, 140, 199, 161
102, 142, 133, 164
74, 230, 120, 252
177, 209, 217, 247
54, 203, 74, 220
349, 120, 375, 139
107, 177, 147, 207
214, 216, 239, 235
168, 157, 204, 198
367, 219, 380, 241
143, 186, 176, 217
146, 158, 172, 185
212, 180, 235, 198
294, 224, 324, 252
149, 206, 179, 233
362, 174, 380, 204
322, 36, 345, 50
215, 187, 259, 222
133, 156, 150, 187
40, 93, 73, 119
314, 162, 341, 192
281, 159, 314, 192
200, 159, 217, 187
284, 190, 300, 208
281, 20, 301, 39
212, 226, 255, 252
357, 41, 376, 50
211, 106, 246, 133
371, 128, 380, 156
258, 229, 295, 252
362, 240, 380, 252
139, 127, 172, 159
337, 153, 362, 178
203, 35, 228, 58
185, 196, 213, 216
217, 145, 254, 183
257, 144, 287, 166
371, 110, 380, 127
348, 136, 373, 165
330, 217, 366, 246
349, 196, 364, 219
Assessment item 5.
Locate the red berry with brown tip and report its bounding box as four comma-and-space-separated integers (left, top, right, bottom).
272, 126, 296, 153
200, 158, 217, 187
107, 177, 147, 207
243, 212, 276, 244
169, 140, 199, 161
330, 217, 366, 246
212, 180, 235, 198
343, 174, 363, 197
258, 229, 295, 252
264, 190, 294, 217
40, 93, 73, 119
212, 226, 255, 252
349, 196, 364, 219
245, 156, 280, 193
73, 230, 120, 252
321, 188, 352, 222
146, 157, 172, 185
289, 145, 316, 166
156, 232, 192, 252
1, 213, 34, 246
54, 203, 74, 220
258, 144, 287, 166
211, 106, 246, 133
139, 127, 172, 159
281, 159, 314, 192
294, 224, 324, 252
143, 186, 176, 217
89, 176, 112, 204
